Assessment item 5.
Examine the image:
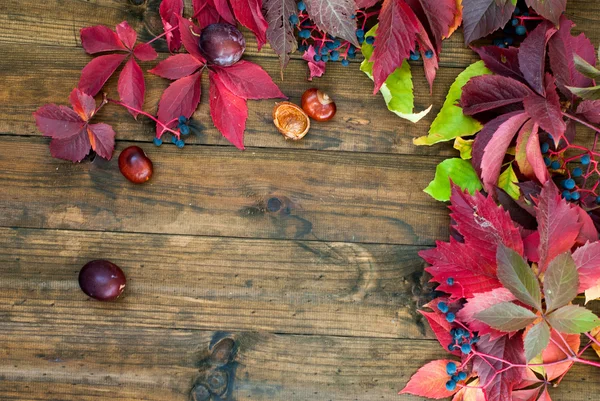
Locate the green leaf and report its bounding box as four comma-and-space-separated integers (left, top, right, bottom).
360, 24, 431, 123
524, 321, 550, 362
453, 137, 473, 160
498, 163, 520, 200
474, 301, 538, 332
573, 55, 600, 80
566, 85, 600, 100
414, 61, 491, 146
424, 158, 483, 201
543, 252, 579, 313
547, 305, 600, 334
496, 244, 542, 310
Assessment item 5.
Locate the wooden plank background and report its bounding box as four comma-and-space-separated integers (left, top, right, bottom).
1, 0, 599, 400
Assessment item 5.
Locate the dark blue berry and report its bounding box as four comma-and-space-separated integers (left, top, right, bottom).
175, 139, 185, 149
544, 157, 551, 166
458, 372, 467, 381
516, 25, 527, 36
562, 190, 572, 200
298, 45, 307, 52
333, 40, 341, 47
297, 1, 306, 11
178, 115, 187, 125
571, 191, 581, 201
366, 36, 375, 45
514, 6, 521, 15
446, 362, 457, 375
356, 29, 364, 38
330, 50, 340, 61
289, 14, 299, 24
446, 380, 457, 391
171, 136, 178, 144
448, 343, 457, 351
541, 142, 550, 153
493, 38, 504, 46
409, 52, 420, 61
326, 41, 336, 49
511, 18, 519, 26
299, 29, 311, 39
572, 167, 583, 177
596, 196, 600, 204
564, 178, 576, 190
446, 312, 456, 323
504, 37, 514, 46
358, 36, 364, 44
351, 13, 355, 19
461, 343, 472, 354
347, 51, 356, 59
522, 12, 529, 17
313, 54, 321, 62
450, 328, 457, 337
497, 43, 506, 49
425, 50, 434, 58
447, 277, 454, 286
348, 45, 356, 55
438, 302, 449, 313
153, 137, 163, 147
321, 47, 329, 55
341, 59, 349, 66
550, 160, 561, 170
179, 124, 190, 136
456, 328, 465, 337
321, 55, 329, 62
582, 154, 591, 165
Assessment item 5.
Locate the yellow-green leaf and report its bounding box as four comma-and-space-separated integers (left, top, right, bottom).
414, 61, 491, 146
424, 158, 483, 201
453, 137, 474, 159
360, 24, 432, 123
498, 163, 520, 200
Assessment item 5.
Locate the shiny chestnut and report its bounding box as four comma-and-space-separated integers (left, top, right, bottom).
78, 260, 126, 301
119, 146, 153, 183
301, 88, 336, 121
272, 102, 310, 141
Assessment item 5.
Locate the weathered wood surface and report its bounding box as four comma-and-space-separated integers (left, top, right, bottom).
1, 0, 600, 400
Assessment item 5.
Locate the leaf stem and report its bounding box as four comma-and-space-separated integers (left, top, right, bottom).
146, 23, 181, 45
563, 112, 600, 135
106, 97, 180, 138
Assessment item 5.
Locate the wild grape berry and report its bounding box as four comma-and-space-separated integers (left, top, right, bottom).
199, 23, 246, 67
450, 328, 457, 337
326, 41, 336, 49
153, 137, 163, 146
289, 15, 299, 24
596, 196, 600, 204
438, 302, 449, 313
321, 47, 329, 55
313, 54, 321, 62
178, 115, 187, 125
461, 343, 472, 354
298, 44, 307, 52
330, 50, 340, 61
493, 38, 504, 47
175, 139, 185, 149
409, 51, 420, 61
456, 328, 465, 337
171, 136, 178, 144
573, 167, 583, 177
447, 277, 454, 286
321, 54, 329, 62
511, 18, 519, 26
366, 36, 375, 45
564, 178, 576, 190
341, 59, 349, 66
356, 29, 364, 38
550, 160, 561, 170
451, 374, 460, 382
297, 1, 306, 11
562, 190, 572, 200
516, 25, 527, 36
446, 362, 457, 375
458, 372, 467, 381
571, 191, 581, 201
446, 380, 457, 391
544, 157, 551, 166
299, 29, 311, 39
504, 37, 514, 46
425, 50, 434, 58
514, 6, 521, 15
541, 142, 550, 153
446, 312, 456, 323
448, 343, 457, 351
581, 154, 591, 165
179, 124, 191, 136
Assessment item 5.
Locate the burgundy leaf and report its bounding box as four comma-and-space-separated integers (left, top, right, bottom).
177, 16, 207, 62
78, 53, 128, 97
576, 100, 600, 124
420, 298, 461, 356
523, 76, 566, 147
118, 58, 145, 118
523, 231, 540, 263
302, 45, 326, 80
461, 75, 533, 116
263, 0, 298, 69
480, 112, 530, 192
149, 54, 204, 80
212, 61, 286, 99
304, 0, 359, 47
213, 0, 237, 25
572, 242, 600, 293
524, 0, 566, 25
575, 207, 598, 246
133, 43, 158, 61
462, 0, 515, 45
413, 0, 458, 53
416, 18, 438, 93
230, 0, 269, 49
49, 132, 91, 162
356, 0, 380, 7
87, 123, 116, 160
115, 21, 137, 50
518, 21, 557, 96
160, 0, 184, 52
69, 86, 96, 120
370, 0, 419, 93
80, 25, 126, 54
457, 288, 517, 340
209, 71, 249, 150
472, 46, 526, 84
524, 122, 550, 185
33, 104, 85, 139
156, 71, 202, 137
515, 119, 536, 179
193, 0, 223, 27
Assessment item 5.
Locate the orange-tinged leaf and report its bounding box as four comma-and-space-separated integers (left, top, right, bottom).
400, 359, 459, 399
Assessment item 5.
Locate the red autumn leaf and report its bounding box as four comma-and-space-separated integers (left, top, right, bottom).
263, 0, 298, 69
213, 0, 237, 25
116, 21, 137, 50
399, 359, 460, 399
118, 58, 145, 118
78, 53, 128, 97
80, 25, 126, 54
211, 61, 287, 100
523, 231, 540, 263
409, 0, 459, 53
415, 18, 438, 93
156, 71, 203, 138
304, 0, 359, 47
159, 0, 184, 52
523, 75, 566, 146
572, 241, 600, 293
472, 46, 526, 84
518, 21, 557, 96
576, 100, 600, 124
421, 298, 461, 355
536, 388, 552, 401
133, 43, 159, 61
523, 122, 550, 185
524, 0, 565, 26
33, 88, 116, 162
473, 334, 525, 401
229, 0, 269, 49
512, 387, 542, 401
542, 328, 580, 381
461, 75, 533, 116
149, 53, 204, 80
370, 0, 419, 93
457, 288, 517, 340
355, 0, 380, 7
177, 16, 207, 63
480, 112, 530, 192
209, 70, 249, 150
302, 45, 327, 80
193, 0, 224, 28
462, 0, 515, 45
536, 181, 583, 273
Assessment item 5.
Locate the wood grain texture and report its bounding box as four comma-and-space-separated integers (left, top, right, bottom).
0, 227, 436, 338
0, 137, 449, 245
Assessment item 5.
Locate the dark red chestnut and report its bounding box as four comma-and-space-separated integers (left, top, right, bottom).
78, 260, 126, 301
199, 23, 245, 67
119, 146, 153, 184
301, 88, 336, 121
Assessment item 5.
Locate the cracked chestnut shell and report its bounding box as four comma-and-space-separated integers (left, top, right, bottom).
301, 88, 336, 121
272, 102, 310, 141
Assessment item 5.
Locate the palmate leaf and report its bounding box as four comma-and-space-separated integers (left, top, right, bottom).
496, 244, 541, 310
474, 301, 537, 332
263, 0, 298, 69
462, 0, 516, 45
400, 359, 460, 399
524, 321, 550, 362
547, 305, 600, 334
424, 158, 482, 201
458, 287, 517, 340
543, 252, 579, 313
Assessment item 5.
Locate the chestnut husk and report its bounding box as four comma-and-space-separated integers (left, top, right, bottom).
272, 101, 311, 141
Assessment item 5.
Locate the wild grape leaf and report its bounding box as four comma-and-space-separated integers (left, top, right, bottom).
370, 0, 419, 93
585, 285, 600, 304
576, 100, 600, 124
472, 45, 526, 84
572, 242, 600, 293
542, 328, 580, 381
193, 0, 223, 27
263, 0, 298, 69
515, 120, 535, 179
480, 112, 530, 193
159, 0, 184, 52
116, 20, 137, 49
460, 75, 533, 116
211, 61, 286, 99
454, 137, 474, 159
149, 54, 205, 80
523, 122, 550, 184
117, 58, 144, 118
452, 378, 486, 401
536, 181, 583, 272
572, 54, 600, 80
302, 45, 326, 80
544, 252, 579, 313
156, 71, 202, 138
474, 301, 538, 332
421, 298, 461, 356
537, 388, 552, 401
230, 0, 269, 49
355, 0, 380, 7
33, 88, 116, 162
524, 321, 550, 362
592, 327, 600, 358
524, 0, 565, 25
518, 21, 557, 96
415, 18, 439, 93
568, 84, 600, 100
209, 70, 249, 149
457, 287, 517, 340
575, 208, 598, 246
399, 359, 460, 399
496, 244, 541, 310
213, 0, 237, 25
462, 0, 515, 45
80, 25, 126, 54
304, 0, 359, 47
498, 164, 520, 200
177, 16, 207, 63
547, 305, 600, 334
424, 158, 482, 201
512, 387, 542, 401
523, 75, 566, 147
133, 43, 159, 61
411, 0, 460, 53
79, 53, 128, 97
474, 334, 525, 401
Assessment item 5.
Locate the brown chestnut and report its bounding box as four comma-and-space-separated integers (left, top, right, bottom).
119, 146, 153, 183
301, 88, 336, 121
272, 101, 310, 141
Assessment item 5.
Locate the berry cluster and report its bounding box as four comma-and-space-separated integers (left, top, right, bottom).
154, 115, 191, 148
444, 361, 468, 391
494, 4, 545, 48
